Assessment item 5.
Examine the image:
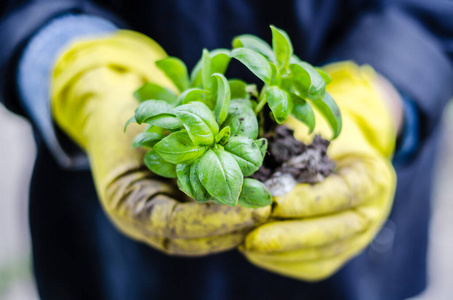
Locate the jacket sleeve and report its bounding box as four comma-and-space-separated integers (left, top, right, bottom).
330, 1, 453, 140
0, 0, 126, 116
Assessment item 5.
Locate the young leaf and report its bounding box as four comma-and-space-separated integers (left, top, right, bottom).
254, 138, 268, 158
224, 136, 263, 176
230, 48, 273, 84
173, 102, 219, 145
156, 57, 190, 92
176, 162, 211, 202
229, 79, 249, 100
221, 102, 258, 139
215, 126, 231, 145
154, 130, 207, 164
146, 125, 166, 134
231, 98, 253, 109
310, 92, 342, 139
237, 178, 272, 208
232, 34, 274, 60
132, 132, 164, 149
212, 73, 231, 125
189, 159, 211, 203
146, 114, 182, 130
133, 82, 177, 103
198, 148, 243, 206
266, 86, 294, 124
291, 93, 315, 133
269, 61, 281, 86
288, 63, 310, 98
270, 25, 293, 70
144, 149, 177, 178
124, 116, 136, 132
176, 88, 209, 105
201, 49, 213, 90
190, 49, 231, 87
176, 164, 194, 198
135, 100, 174, 124
315, 67, 332, 85
289, 62, 325, 100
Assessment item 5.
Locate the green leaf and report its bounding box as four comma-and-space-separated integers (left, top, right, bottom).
189, 159, 211, 203
237, 178, 272, 208
229, 79, 249, 100
269, 61, 281, 86
280, 77, 294, 93
212, 49, 231, 74
230, 48, 273, 84
124, 116, 136, 132
176, 88, 209, 106
201, 49, 213, 90
311, 92, 342, 139
212, 73, 231, 125
270, 25, 293, 70
232, 34, 275, 60
224, 136, 263, 176
198, 148, 243, 206
230, 99, 256, 110
156, 57, 190, 92
176, 164, 194, 198
133, 82, 177, 103
291, 93, 315, 133
288, 63, 310, 97
289, 62, 325, 100
221, 102, 258, 139
215, 126, 230, 145
190, 49, 231, 87
255, 138, 268, 158
145, 114, 182, 130
134, 100, 173, 124
176, 162, 211, 202
154, 130, 207, 164
173, 102, 219, 145
132, 132, 164, 149
144, 149, 177, 178
146, 125, 166, 134
315, 67, 332, 85
266, 86, 294, 124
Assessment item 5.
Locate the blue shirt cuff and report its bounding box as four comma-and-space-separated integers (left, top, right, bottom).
393, 92, 420, 164
17, 14, 118, 169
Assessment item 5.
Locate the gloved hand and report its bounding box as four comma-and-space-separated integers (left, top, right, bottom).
241, 62, 397, 280
51, 31, 270, 256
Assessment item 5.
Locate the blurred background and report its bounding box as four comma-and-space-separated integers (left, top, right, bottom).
0, 101, 452, 300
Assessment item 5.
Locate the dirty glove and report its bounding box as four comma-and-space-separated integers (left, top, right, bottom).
241, 62, 397, 280
51, 31, 270, 256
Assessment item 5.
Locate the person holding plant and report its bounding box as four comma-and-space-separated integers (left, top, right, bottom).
0, 1, 451, 300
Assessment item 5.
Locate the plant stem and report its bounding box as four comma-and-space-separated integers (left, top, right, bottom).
259, 109, 265, 138
254, 86, 268, 115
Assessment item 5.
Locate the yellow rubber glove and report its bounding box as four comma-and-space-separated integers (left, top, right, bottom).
241, 62, 397, 280
51, 31, 270, 256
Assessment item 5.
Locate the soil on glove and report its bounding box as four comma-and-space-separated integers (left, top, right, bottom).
251, 126, 335, 196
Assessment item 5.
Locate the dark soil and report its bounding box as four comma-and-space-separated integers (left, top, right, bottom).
251, 126, 335, 190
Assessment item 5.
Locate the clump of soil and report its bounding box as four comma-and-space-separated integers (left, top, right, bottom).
251, 126, 335, 196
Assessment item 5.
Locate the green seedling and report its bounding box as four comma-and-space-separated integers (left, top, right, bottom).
125, 25, 342, 208
231, 25, 341, 137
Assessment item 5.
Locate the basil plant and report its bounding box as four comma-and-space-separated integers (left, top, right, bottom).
125, 25, 342, 208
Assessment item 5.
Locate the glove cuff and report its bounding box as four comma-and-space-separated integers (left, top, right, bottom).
323, 61, 397, 158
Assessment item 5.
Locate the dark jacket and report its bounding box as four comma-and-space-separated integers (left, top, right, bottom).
1, 0, 452, 299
